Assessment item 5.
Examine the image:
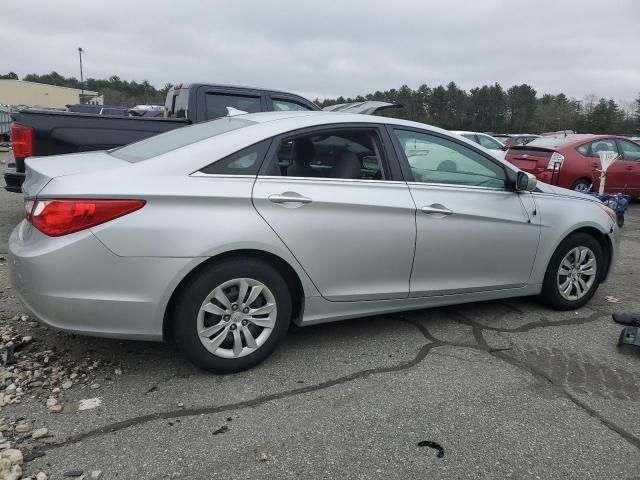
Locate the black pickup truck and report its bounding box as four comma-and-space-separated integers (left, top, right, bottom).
4, 83, 321, 192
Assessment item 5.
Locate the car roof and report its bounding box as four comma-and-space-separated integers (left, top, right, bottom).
529, 134, 624, 148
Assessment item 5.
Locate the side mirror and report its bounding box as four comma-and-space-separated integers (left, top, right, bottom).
502, 145, 508, 151
516, 171, 537, 192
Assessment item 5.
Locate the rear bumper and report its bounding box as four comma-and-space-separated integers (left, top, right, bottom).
3, 165, 24, 193
8, 221, 195, 341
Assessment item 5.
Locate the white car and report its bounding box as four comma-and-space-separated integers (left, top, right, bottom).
452, 131, 507, 158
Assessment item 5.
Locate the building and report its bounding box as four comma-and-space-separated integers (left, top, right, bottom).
0, 79, 103, 109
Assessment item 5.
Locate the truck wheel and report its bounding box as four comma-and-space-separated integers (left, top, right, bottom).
172, 258, 292, 373
540, 233, 603, 310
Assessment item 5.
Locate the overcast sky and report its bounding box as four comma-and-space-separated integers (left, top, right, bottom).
2, 0, 639, 102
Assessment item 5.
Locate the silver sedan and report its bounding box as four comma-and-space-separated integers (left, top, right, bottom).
9, 112, 620, 372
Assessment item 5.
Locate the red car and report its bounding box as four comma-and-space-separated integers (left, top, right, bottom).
505, 134, 640, 196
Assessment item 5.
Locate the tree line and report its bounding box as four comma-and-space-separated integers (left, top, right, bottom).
0, 71, 171, 108
317, 82, 640, 135
2, 71, 639, 134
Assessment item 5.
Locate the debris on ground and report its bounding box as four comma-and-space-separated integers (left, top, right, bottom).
89, 471, 103, 479
64, 397, 102, 413
212, 425, 229, 435
31, 428, 48, 440
605, 295, 621, 303
258, 452, 268, 462
62, 470, 84, 477
0, 456, 21, 480
0, 321, 111, 415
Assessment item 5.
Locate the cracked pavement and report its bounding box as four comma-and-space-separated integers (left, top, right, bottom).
0, 161, 639, 478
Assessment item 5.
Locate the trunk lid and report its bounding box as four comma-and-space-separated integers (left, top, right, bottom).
23, 151, 129, 197
505, 145, 555, 172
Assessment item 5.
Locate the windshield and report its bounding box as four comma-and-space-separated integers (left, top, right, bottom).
110, 117, 256, 163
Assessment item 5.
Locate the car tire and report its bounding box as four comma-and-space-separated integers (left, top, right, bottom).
570, 178, 591, 193
540, 232, 603, 310
172, 258, 292, 373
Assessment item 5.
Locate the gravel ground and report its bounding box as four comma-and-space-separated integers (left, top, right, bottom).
0, 153, 639, 479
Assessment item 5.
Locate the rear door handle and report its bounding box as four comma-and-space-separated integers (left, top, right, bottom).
268, 193, 312, 205
625, 166, 633, 171
421, 205, 453, 216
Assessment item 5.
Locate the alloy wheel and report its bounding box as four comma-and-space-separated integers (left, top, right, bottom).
556, 246, 597, 301
196, 278, 277, 359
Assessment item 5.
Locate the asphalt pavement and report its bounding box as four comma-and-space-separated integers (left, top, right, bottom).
0, 157, 639, 479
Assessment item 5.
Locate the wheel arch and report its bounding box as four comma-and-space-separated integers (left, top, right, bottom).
553, 226, 613, 281
162, 249, 306, 341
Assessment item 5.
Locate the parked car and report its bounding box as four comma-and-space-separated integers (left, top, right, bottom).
4, 83, 321, 192
505, 134, 640, 195
503, 134, 540, 147
9, 112, 619, 373
452, 131, 507, 156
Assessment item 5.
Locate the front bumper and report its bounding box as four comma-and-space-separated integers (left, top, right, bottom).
3, 164, 24, 193
603, 221, 621, 283
8, 221, 195, 340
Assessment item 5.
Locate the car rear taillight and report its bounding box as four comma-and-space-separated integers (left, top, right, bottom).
11, 124, 34, 159
26, 199, 145, 237
547, 152, 565, 170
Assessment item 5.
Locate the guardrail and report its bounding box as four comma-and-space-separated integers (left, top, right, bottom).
0, 105, 16, 141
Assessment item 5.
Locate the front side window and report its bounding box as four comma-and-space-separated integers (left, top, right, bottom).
618, 140, 640, 161
205, 93, 261, 119
393, 129, 507, 189
272, 99, 312, 111
263, 129, 386, 180
477, 134, 505, 151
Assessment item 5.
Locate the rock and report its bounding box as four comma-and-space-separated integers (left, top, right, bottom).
1, 448, 23, 465
62, 381, 73, 390
32, 428, 48, 440
46, 397, 58, 408
48, 405, 63, 414
177, 402, 184, 408
89, 471, 102, 479
0, 457, 21, 480
89, 383, 100, 390
69, 373, 78, 380
14, 424, 29, 434
259, 451, 268, 462
51, 388, 61, 395
114, 368, 122, 375
36, 472, 48, 480
0, 425, 7, 433
20, 315, 29, 322
0, 443, 9, 450
21, 336, 33, 344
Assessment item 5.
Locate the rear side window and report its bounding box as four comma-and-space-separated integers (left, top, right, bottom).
200, 140, 271, 175
165, 89, 189, 119
110, 117, 256, 163
262, 128, 387, 180
205, 93, 261, 119
587, 139, 617, 158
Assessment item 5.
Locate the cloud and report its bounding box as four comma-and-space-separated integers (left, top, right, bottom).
2, 0, 638, 101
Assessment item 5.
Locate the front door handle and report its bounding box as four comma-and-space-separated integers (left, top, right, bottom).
421, 205, 453, 216
268, 193, 312, 205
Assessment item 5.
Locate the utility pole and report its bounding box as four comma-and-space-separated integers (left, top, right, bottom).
78, 47, 84, 103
